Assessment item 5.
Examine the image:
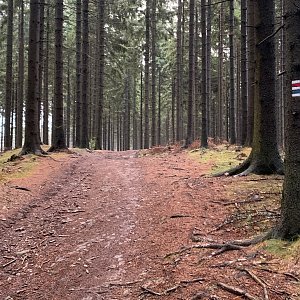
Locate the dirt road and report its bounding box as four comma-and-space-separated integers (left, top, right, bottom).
0, 150, 298, 299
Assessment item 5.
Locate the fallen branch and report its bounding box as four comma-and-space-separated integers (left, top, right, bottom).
217, 282, 259, 300
141, 286, 162, 296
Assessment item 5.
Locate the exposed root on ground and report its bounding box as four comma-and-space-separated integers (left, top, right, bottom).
167, 232, 271, 259
217, 282, 259, 300
140, 278, 204, 297
213, 153, 284, 177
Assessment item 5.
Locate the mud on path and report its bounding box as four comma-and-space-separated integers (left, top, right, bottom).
0, 150, 299, 299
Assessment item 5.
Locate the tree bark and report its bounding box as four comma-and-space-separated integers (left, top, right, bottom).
43, 2, 50, 145
246, 0, 255, 146
217, 5, 224, 142
201, 0, 208, 148
80, 0, 89, 148
21, 0, 45, 155
16, 0, 24, 148
218, 0, 283, 176
240, 0, 248, 145
144, 0, 150, 149
4, 0, 14, 150
186, 0, 195, 147
229, 0, 236, 144
176, 0, 183, 142
151, 0, 157, 147
95, 0, 105, 150
75, 0, 82, 147
273, 0, 300, 240
48, 0, 67, 152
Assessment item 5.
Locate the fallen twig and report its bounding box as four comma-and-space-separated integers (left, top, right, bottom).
109, 280, 141, 287
217, 282, 259, 300
60, 209, 86, 214
141, 286, 162, 296
170, 214, 192, 218
181, 278, 204, 284
2, 258, 17, 268
9, 185, 31, 192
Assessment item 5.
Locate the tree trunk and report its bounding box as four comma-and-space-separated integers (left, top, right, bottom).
16, 0, 24, 148
176, 0, 183, 142
80, 0, 89, 148
4, 0, 14, 150
151, 0, 157, 147
95, 0, 105, 150
140, 67, 143, 149
66, 55, 71, 147
219, 0, 283, 176
207, 0, 212, 138
201, 0, 208, 148
133, 77, 138, 150
273, 0, 300, 240
229, 0, 236, 144
144, 0, 150, 149
43, 2, 50, 145
75, 0, 82, 147
38, 0, 45, 143
21, 0, 45, 155
217, 5, 224, 142
157, 69, 161, 145
171, 77, 175, 143
186, 0, 195, 147
123, 75, 130, 150
240, 0, 248, 145
246, 0, 255, 146
48, 0, 67, 152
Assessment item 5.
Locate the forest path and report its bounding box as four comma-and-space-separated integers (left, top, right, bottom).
0, 150, 298, 299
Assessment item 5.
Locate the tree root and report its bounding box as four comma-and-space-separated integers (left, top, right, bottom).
167, 232, 271, 259
140, 278, 204, 297
213, 154, 284, 177
47, 146, 70, 153
238, 268, 269, 300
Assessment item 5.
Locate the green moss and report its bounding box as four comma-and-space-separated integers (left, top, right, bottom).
0, 148, 21, 165
262, 239, 300, 259
189, 146, 251, 175
0, 149, 40, 182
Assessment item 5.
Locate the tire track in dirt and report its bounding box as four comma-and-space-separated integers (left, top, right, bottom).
0, 151, 144, 299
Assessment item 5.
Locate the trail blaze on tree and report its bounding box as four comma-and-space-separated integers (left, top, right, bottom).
274, 1, 300, 240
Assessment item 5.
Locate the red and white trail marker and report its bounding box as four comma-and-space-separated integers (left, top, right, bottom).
292, 80, 300, 97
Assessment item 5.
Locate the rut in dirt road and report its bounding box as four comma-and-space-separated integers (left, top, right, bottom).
0, 151, 152, 299
2, 150, 292, 300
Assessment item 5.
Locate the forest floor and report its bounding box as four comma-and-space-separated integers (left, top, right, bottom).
0, 145, 299, 300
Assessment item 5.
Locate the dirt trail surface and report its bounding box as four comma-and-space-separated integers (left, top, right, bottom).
0, 150, 299, 299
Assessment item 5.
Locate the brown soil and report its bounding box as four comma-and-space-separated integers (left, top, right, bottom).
0, 149, 299, 299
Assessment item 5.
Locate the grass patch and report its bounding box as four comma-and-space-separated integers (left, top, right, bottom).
0, 149, 39, 182
262, 239, 300, 261
189, 145, 251, 175
0, 145, 68, 182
